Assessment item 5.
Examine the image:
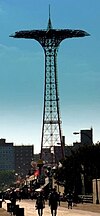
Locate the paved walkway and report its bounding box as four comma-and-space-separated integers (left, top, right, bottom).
2, 200, 100, 216
0, 208, 10, 216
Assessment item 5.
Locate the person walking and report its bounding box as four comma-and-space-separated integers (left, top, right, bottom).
10, 189, 17, 206
9, 189, 17, 215
35, 191, 45, 216
66, 191, 73, 209
1, 191, 6, 203
49, 188, 59, 216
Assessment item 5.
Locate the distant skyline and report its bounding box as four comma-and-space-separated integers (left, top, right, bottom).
0, 0, 100, 153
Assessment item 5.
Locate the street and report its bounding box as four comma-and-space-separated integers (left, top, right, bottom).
2, 199, 100, 216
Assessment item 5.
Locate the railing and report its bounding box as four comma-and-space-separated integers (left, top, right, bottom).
78, 195, 93, 203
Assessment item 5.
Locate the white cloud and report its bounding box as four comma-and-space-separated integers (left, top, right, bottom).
0, 43, 43, 63
0, 43, 18, 51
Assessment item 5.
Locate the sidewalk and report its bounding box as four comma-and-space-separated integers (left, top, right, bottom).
61, 202, 100, 213
73, 203, 100, 213
1, 200, 100, 216
0, 208, 10, 216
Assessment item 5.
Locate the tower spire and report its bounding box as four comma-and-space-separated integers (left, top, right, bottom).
47, 4, 53, 30
10, 11, 90, 163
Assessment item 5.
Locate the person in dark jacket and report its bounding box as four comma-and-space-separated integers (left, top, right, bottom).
9, 189, 17, 213
10, 189, 17, 205
49, 188, 59, 216
66, 191, 73, 209
35, 191, 45, 216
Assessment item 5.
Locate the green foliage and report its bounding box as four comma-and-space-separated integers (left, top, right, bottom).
0, 170, 15, 190
55, 143, 100, 195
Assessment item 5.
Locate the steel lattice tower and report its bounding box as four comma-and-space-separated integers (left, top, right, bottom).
10, 9, 90, 162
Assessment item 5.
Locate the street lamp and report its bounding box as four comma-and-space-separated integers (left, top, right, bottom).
73, 132, 80, 135
73, 128, 93, 145
95, 177, 99, 204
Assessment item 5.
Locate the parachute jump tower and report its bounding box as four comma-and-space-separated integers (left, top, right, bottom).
10, 8, 90, 162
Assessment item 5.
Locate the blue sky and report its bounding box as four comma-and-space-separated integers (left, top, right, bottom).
0, 0, 100, 153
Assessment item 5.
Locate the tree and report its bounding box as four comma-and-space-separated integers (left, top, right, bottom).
0, 170, 15, 190
54, 143, 100, 195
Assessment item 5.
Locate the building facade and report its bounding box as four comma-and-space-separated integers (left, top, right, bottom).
73, 128, 93, 150
0, 138, 15, 171
14, 145, 34, 178
81, 128, 93, 145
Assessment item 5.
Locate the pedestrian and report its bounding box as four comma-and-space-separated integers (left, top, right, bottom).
66, 191, 73, 209
10, 189, 17, 213
35, 191, 45, 216
10, 189, 17, 206
49, 188, 59, 216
